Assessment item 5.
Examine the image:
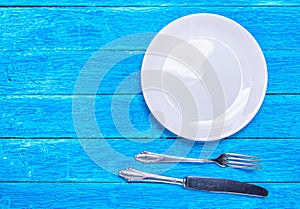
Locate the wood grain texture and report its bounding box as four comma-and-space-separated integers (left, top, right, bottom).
0, 183, 299, 208
1, 0, 300, 6
1, 7, 299, 51
0, 95, 299, 138
0, 1, 299, 208
0, 139, 299, 182
1, 50, 300, 95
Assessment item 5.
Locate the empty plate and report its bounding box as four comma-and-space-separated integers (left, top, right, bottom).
141, 13, 267, 141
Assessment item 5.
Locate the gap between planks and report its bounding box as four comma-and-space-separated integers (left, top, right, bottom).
0, 137, 299, 140
0, 181, 298, 184
0, 93, 299, 97
0, 5, 300, 8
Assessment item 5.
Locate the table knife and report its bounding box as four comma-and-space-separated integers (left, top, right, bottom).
119, 168, 268, 197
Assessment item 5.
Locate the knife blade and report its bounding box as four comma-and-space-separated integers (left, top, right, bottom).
119, 168, 268, 197
184, 176, 268, 197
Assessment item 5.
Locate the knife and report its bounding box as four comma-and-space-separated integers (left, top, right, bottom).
119, 168, 268, 197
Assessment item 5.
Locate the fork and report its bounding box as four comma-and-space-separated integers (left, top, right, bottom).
135, 151, 261, 169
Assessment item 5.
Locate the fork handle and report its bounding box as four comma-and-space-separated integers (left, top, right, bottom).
135, 151, 212, 164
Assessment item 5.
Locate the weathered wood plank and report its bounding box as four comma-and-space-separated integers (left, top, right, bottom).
0, 3, 298, 209
1, 0, 299, 6
1, 7, 299, 51
0, 182, 298, 208
0, 138, 299, 182
0, 95, 299, 138
1, 50, 299, 95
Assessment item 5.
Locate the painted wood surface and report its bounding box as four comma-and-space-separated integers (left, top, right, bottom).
0, 7, 299, 51
1, 50, 300, 95
0, 138, 299, 182
0, 95, 299, 138
0, 0, 299, 208
1, 0, 300, 6
0, 183, 299, 208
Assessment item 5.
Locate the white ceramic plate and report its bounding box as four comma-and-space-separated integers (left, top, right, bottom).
141, 13, 267, 141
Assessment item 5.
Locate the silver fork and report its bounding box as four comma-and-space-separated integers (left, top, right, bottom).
135, 151, 261, 169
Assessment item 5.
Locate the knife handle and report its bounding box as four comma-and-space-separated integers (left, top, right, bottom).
184, 177, 268, 197
119, 168, 183, 185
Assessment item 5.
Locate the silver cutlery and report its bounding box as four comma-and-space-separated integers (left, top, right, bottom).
135, 151, 261, 169
119, 168, 268, 197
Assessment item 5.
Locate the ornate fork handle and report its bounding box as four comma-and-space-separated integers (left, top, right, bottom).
135, 151, 212, 164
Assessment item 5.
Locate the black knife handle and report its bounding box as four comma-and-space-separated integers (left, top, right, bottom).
184, 177, 268, 197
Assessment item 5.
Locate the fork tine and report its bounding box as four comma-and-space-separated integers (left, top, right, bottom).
226, 156, 262, 162
225, 153, 261, 159
226, 164, 262, 170
226, 160, 261, 167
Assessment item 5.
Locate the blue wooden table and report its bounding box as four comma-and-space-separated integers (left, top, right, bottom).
1, 1, 300, 208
